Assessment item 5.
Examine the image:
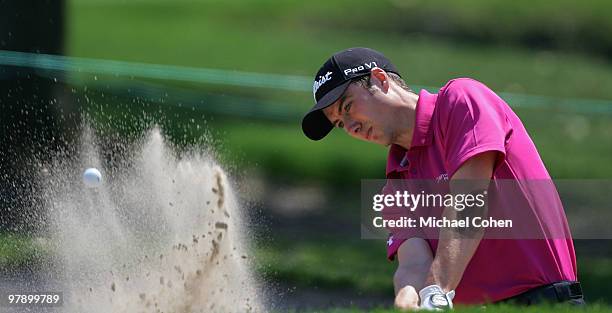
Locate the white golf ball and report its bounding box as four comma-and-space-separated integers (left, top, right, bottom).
83, 168, 103, 188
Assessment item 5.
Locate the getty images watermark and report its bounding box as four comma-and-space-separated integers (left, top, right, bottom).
370, 189, 513, 230
359, 179, 612, 240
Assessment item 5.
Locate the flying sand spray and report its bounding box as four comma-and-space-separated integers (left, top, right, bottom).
42, 126, 262, 313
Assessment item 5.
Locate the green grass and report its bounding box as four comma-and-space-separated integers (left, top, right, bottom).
3, 232, 611, 307
79, 97, 612, 184
213, 108, 612, 181
0, 233, 48, 269
256, 236, 394, 294
2, 236, 610, 313
516, 109, 612, 179
67, 0, 612, 101
314, 303, 612, 313
3, 2, 612, 312
64, 0, 612, 184
256, 236, 612, 304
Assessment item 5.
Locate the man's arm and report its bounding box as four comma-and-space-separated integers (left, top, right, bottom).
393, 237, 434, 310
425, 151, 498, 292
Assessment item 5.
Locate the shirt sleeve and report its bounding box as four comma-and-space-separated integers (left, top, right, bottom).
386, 233, 404, 261
381, 181, 425, 261
438, 79, 513, 177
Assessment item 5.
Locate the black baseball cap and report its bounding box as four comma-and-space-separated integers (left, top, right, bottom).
301, 47, 401, 141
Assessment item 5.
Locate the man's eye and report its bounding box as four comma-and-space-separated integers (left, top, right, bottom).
344, 103, 351, 112
338, 121, 344, 129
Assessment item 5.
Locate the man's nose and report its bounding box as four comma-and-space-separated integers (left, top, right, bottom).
345, 120, 361, 136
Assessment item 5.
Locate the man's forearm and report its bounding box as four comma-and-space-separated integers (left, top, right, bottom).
393, 237, 435, 309
425, 151, 497, 295
426, 187, 488, 291
426, 215, 484, 291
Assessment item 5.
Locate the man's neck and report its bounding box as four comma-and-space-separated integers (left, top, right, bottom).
392, 90, 419, 150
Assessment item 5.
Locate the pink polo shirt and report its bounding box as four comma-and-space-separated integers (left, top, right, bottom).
384, 78, 577, 304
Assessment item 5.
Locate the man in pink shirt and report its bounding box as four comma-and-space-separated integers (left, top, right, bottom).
301, 47, 584, 309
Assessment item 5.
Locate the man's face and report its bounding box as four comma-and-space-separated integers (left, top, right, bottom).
322, 82, 395, 146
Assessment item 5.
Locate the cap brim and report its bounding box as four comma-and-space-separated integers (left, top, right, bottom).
302, 81, 351, 140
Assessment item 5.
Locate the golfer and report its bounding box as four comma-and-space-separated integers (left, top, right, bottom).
301, 47, 584, 309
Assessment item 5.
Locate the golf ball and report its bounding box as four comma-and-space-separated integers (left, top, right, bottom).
83, 168, 103, 187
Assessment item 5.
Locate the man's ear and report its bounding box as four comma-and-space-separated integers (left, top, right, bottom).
369, 67, 390, 93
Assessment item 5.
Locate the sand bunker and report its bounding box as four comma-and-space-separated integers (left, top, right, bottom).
42, 127, 261, 313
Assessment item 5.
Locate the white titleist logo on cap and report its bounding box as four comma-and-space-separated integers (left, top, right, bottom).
343, 61, 378, 76
313, 71, 333, 97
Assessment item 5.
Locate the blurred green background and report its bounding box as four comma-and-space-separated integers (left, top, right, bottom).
2, 0, 612, 311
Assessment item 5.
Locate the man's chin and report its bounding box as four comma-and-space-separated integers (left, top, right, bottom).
376, 136, 393, 147
374, 139, 393, 147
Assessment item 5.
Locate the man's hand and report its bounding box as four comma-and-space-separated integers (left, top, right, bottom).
419, 285, 455, 310
394, 285, 420, 310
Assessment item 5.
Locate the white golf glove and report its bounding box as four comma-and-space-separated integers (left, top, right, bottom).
419, 285, 455, 311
